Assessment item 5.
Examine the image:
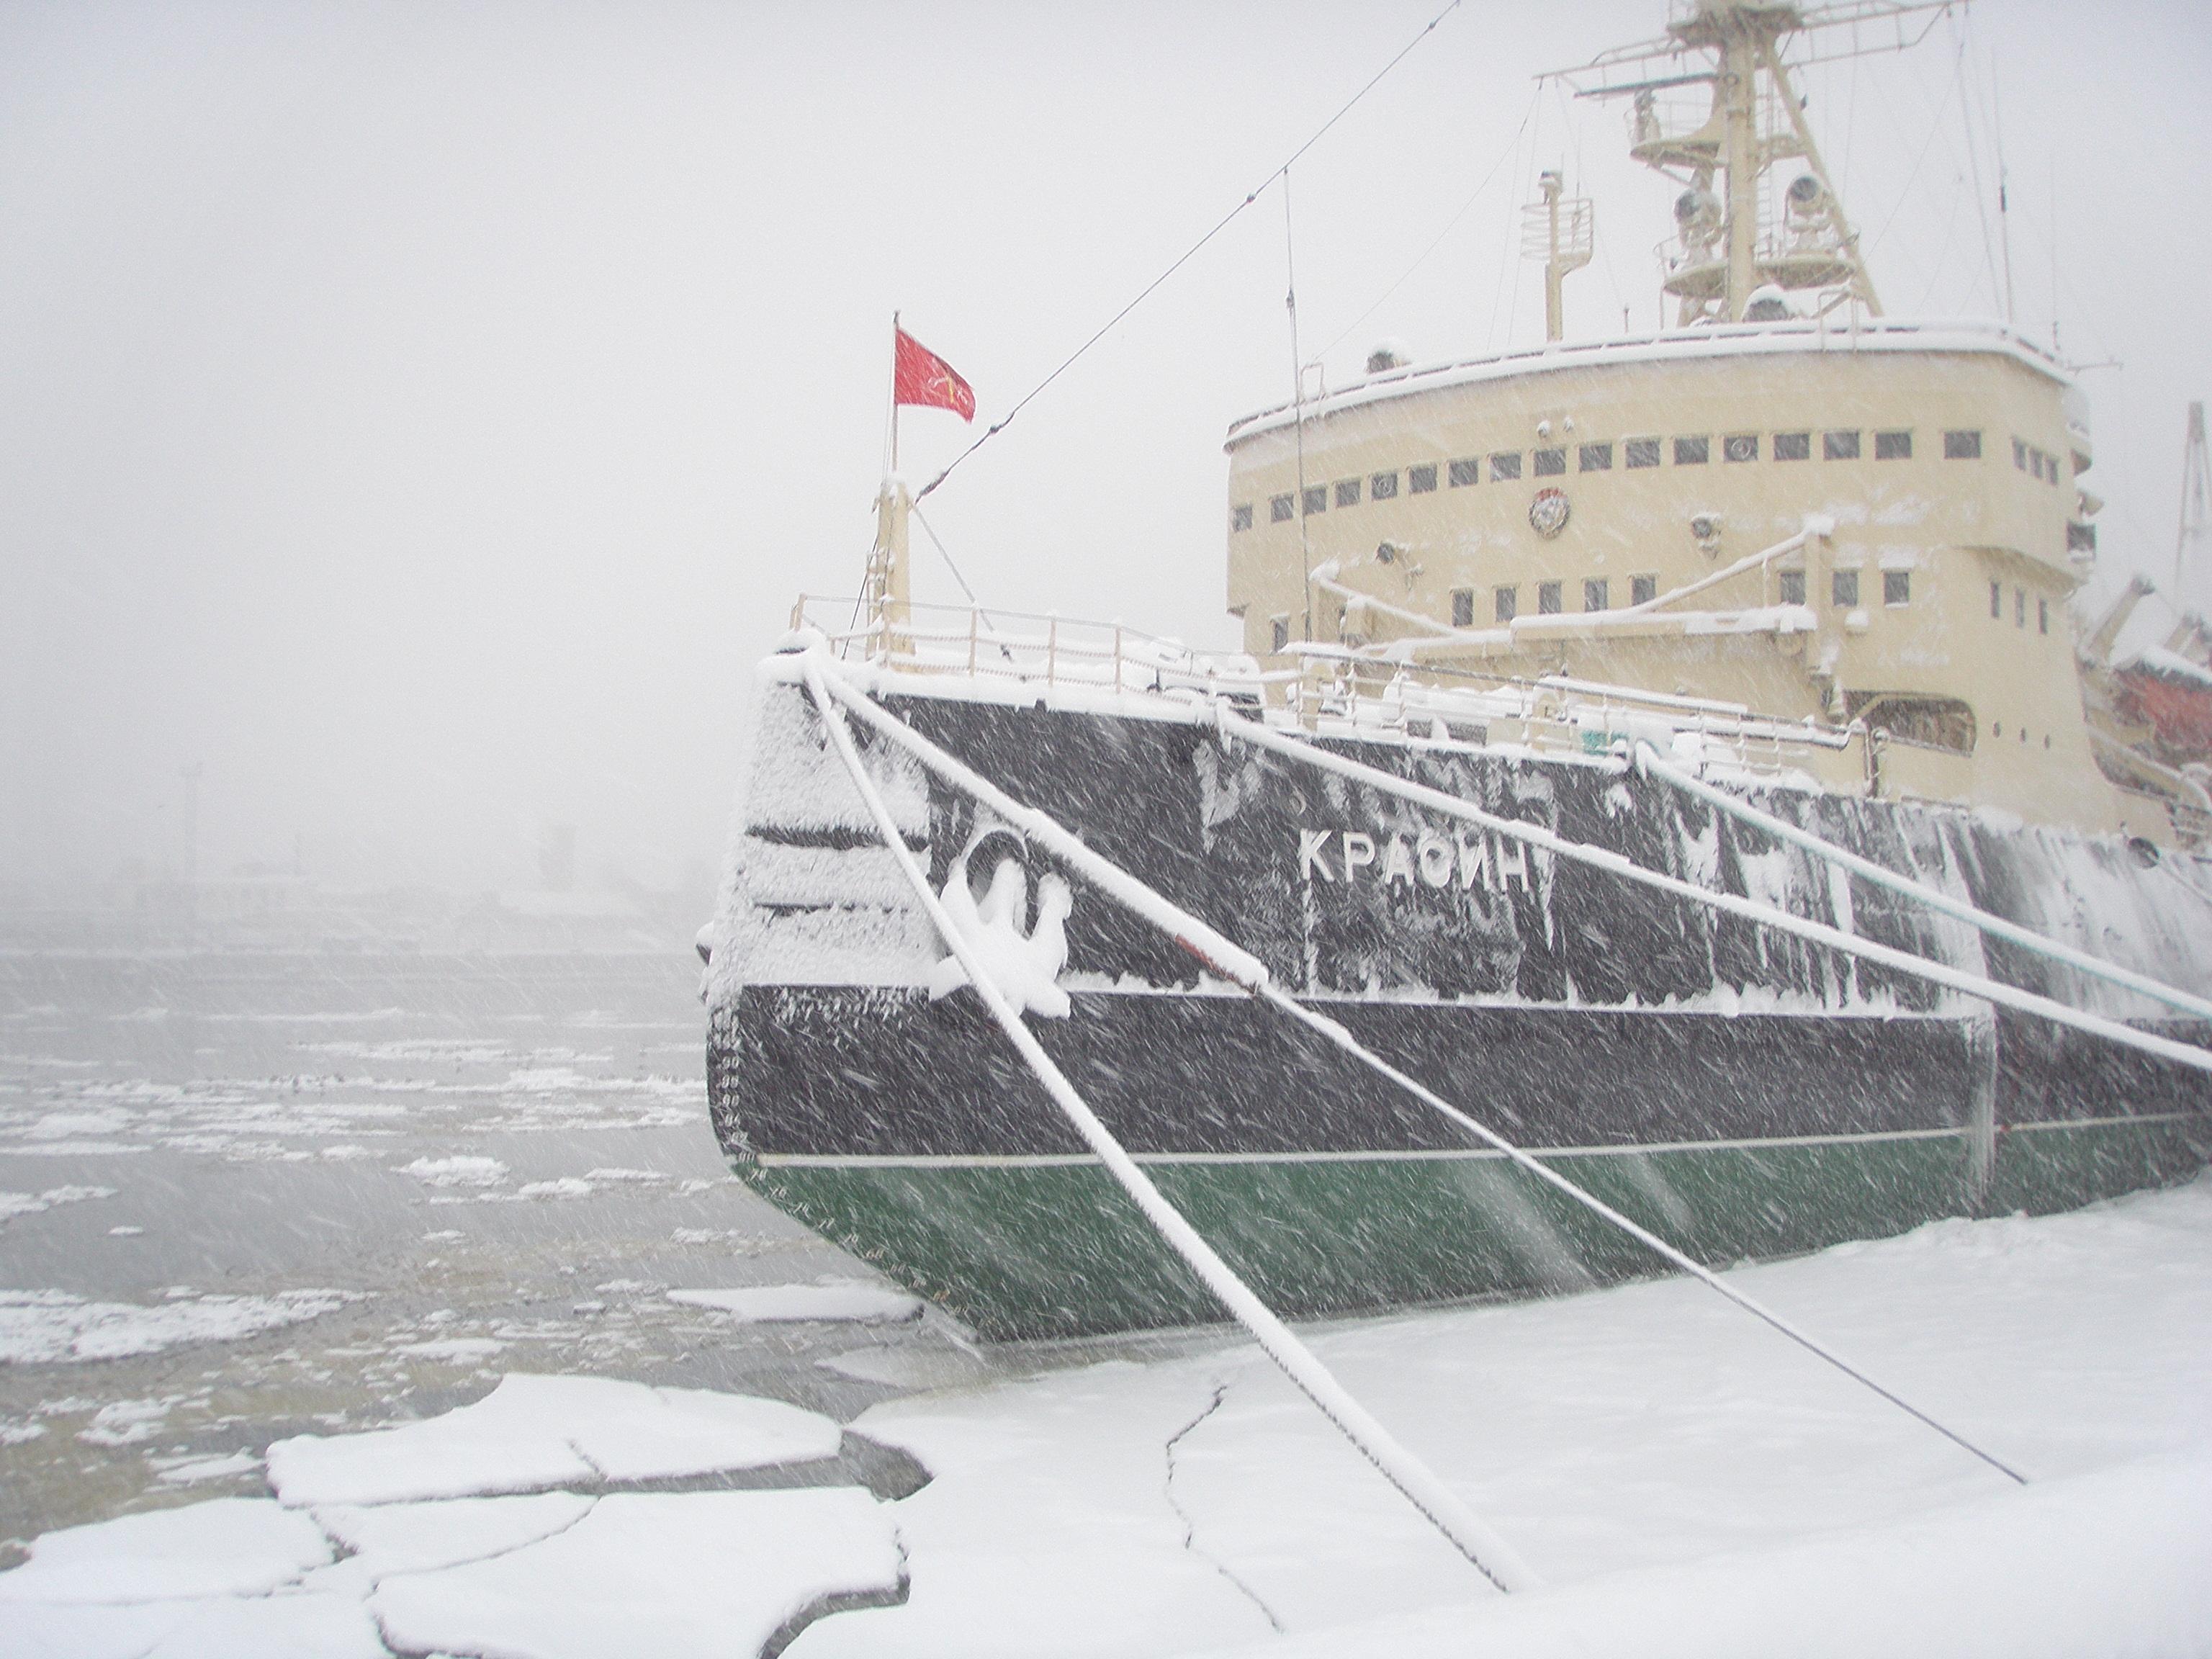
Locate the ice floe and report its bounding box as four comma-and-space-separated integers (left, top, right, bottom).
266, 1372, 845, 1506
668, 1283, 926, 1324
0, 1498, 333, 1603
0, 1184, 116, 1223
0, 1287, 357, 1364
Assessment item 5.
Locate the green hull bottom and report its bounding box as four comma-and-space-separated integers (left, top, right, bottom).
738, 1119, 2211, 1341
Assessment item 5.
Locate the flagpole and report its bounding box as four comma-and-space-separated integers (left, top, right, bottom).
889, 310, 900, 475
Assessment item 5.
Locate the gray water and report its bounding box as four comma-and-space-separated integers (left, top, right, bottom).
0, 948, 969, 1555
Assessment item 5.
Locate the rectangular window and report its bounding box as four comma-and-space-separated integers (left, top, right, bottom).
1448, 457, 1480, 487
2030, 450, 2046, 480
1723, 433, 1758, 464
1630, 573, 1658, 606
1874, 430, 1912, 460
1990, 580, 2003, 619
2048, 457, 2060, 486
2013, 436, 2028, 470
1578, 441, 1613, 472
1779, 570, 1807, 606
1824, 430, 1861, 460
1673, 435, 1710, 466
1271, 616, 1290, 653
1583, 577, 1609, 612
1883, 570, 1910, 606
1624, 437, 1662, 469
1334, 478, 1362, 508
2038, 598, 2050, 635
2015, 587, 2027, 627
1451, 588, 1474, 629
1269, 493, 1294, 523
2067, 521, 2098, 553
1773, 431, 1811, 461
1944, 429, 1982, 459
1537, 580, 1562, 614
1409, 463, 1439, 494
1494, 585, 1519, 623
1231, 503, 1254, 532
1833, 569, 1861, 607
1490, 452, 1522, 482
1370, 470, 1399, 500
1302, 485, 1327, 516
1532, 447, 1567, 477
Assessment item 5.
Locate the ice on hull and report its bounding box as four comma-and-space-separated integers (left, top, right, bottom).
705, 681, 2212, 1339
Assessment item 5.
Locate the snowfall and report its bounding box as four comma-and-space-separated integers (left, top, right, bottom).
5, 1174, 2210, 1659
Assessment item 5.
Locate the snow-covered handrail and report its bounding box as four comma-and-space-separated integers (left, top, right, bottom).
1215, 711, 2212, 1083
809, 657, 2031, 1487
1637, 741, 2212, 1027
799, 655, 1538, 1596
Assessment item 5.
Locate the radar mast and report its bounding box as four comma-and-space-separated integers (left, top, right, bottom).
1553, 1, 1951, 325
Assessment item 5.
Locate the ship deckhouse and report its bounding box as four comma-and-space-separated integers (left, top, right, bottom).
1223, 1, 2160, 839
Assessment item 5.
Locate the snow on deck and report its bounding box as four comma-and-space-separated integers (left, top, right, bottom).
2, 1180, 2208, 1658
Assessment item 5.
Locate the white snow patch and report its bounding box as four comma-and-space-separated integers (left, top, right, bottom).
0, 1288, 356, 1364
0, 1497, 331, 1604
266, 1372, 843, 1506
0, 1185, 116, 1223
315, 1491, 593, 1578
667, 1283, 925, 1325
156, 1452, 263, 1486
369, 1489, 902, 1659
397, 1155, 508, 1188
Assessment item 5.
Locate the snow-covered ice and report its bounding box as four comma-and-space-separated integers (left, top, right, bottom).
369, 1490, 903, 1659
4, 1179, 2208, 1658
668, 1283, 926, 1324
0, 1287, 357, 1364
266, 1372, 844, 1506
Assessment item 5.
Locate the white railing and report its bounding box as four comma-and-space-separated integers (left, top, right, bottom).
787, 593, 1856, 784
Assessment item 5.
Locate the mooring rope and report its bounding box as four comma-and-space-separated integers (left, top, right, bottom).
799, 655, 1539, 1594
1212, 709, 2212, 1082
1635, 740, 2212, 1026
802, 657, 2032, 1486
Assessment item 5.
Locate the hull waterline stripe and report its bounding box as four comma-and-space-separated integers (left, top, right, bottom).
749, 1112, 2199, 1171
1637, 740, 2212, 1027
801, 654, 1539, 1596
813, 657, 2033, 1488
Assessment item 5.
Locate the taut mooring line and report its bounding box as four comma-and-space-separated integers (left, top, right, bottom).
802, 656, 2032, 1486
800, 652, 1539, 1594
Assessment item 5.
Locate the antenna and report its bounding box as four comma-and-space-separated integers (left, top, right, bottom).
1522, 171, 1594, 342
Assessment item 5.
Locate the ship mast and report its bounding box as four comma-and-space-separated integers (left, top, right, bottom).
2174, 400, 2211, 621
1554, 1, 1949, 326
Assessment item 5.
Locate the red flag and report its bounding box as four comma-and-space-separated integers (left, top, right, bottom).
893, 328, 976, 421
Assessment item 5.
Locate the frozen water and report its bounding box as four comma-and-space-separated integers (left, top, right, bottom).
669, 1284, 927, 1324
0, 1496, 332, 1603
267, 1372, 843, 1506
370, 1489, 903, 1659
0, 1287, 358, 1364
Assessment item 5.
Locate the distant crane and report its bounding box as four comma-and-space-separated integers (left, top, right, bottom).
2174, 401, 2210, 621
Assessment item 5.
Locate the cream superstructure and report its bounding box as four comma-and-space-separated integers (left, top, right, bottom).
1221, 0, 2190, 842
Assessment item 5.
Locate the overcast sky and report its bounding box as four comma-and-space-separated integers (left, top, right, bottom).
3, 0, 2207, 898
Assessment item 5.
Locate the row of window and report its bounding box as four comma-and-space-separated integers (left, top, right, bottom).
1233, 429, 1987, 529
1440, 568, 1912, 626
2013, 438, 2067, 485
1993, 581, 2053, 634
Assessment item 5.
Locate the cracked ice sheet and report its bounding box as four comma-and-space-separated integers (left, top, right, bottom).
796, 1178, 2212, 1658
370, 1489, 903, 1659
0, 1497, 332, 1603
266, 1372, 843, 1506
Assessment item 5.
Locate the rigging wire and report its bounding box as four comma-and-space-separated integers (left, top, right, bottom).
914, 0, 1466, 505
1316, 102, 1534, 362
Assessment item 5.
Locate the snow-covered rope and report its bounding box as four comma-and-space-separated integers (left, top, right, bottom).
1635, 740, 2212, 1027
798, 656, 1538, 1595
807, 660, 2031, 1486
1214, 711, 2212, 1084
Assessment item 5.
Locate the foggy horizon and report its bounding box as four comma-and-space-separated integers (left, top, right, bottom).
5, 0, 2208, 904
